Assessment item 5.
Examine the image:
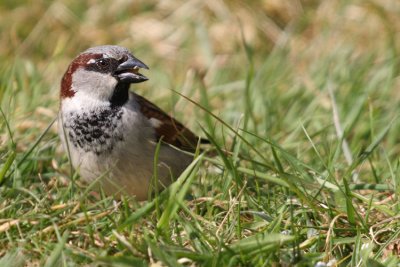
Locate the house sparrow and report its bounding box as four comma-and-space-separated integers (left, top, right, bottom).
58, 45, 204, 200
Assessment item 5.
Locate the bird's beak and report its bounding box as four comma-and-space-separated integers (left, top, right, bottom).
115, 56, 149, 84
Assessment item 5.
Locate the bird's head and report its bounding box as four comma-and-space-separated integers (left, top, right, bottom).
60, 45, 148, 103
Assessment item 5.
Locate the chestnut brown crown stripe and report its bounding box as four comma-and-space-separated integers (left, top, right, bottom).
60, 53, 103, 98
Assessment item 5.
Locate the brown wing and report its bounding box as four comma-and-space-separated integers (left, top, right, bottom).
133, 92, 206, 152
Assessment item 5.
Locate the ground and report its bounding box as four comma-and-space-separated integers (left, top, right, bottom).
1, 1, 400, 266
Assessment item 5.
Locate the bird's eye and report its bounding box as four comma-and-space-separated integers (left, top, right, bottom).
97, 59, 109, 67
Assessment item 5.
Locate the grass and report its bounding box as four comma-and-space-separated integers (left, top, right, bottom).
1, 0, 400, 266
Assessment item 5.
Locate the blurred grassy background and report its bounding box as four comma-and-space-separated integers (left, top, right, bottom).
2, 0, 400, 151
1, 0, 400, 266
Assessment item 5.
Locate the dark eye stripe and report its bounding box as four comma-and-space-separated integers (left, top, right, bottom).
85, 57, 119, 74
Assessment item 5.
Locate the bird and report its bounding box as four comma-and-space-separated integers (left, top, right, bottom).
58, 45, 205, 200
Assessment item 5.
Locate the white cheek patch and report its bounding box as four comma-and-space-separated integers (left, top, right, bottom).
71, 68, 118, 101
149, 118, 163, 128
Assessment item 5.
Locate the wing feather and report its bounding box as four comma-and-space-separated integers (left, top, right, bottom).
132, 92, 206, 152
